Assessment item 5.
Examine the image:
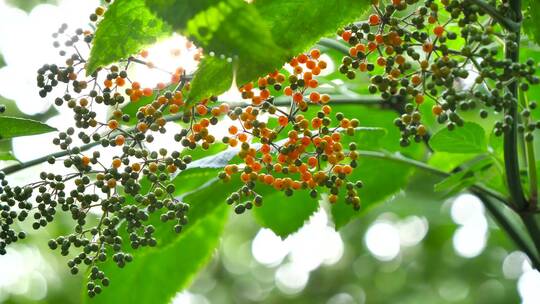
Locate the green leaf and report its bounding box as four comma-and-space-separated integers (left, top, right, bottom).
523, 0, 540, 45
434, 158, 494, 195
85, 205, 229, 304
144, 0, 218, 30
253, 187, 319, 239
254, 0, 370, 55
86, 0, 170, 75
329, 106, 424, 229
0, 116, 56, 139
188, 57, 233, 102
429, 122, 487, 154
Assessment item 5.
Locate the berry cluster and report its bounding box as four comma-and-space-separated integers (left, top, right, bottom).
219, 51, 362, 212
1, 2, 366, 298
338, 0, 539, 145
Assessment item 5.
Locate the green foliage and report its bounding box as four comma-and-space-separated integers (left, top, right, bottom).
0, 116, 56, 139
253, 188, 319, 239
85, 205, 229, 304
523, 0, 540, 46
188, 57, 233, 103
330, 106, 424, 229
434, 158, 494, 195
429, 122, 487, 154
86, 0, 170, 75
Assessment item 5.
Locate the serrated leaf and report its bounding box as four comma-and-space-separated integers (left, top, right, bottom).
429, 122, 487, 154
86, 0, 170, 75
254, 0, 370, 55
253, 186, 319, 239
0, 116, 56, 139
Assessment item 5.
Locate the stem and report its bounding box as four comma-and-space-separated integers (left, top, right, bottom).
464, 0, 521, 31
504, 0, 527, 211
520, 90, 538, 207
474, 190, 540, 269
317, 38, 350, 55
357, 150, 508, 204
503, 0, 540, 264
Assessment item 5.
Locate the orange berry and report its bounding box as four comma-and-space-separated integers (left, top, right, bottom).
422, 42, 433, 53
341, 31, 352, 42
132, 163, 141, 171
310, 49, 321, 59
228, 125, 238, 135
284, 86, 293, 96
142, 88, 153, 97
308, 79, 318, 88
107, 119, 119, 130
432, 105, 443, 115
140, 50, 149, 58
369, 14, 381, 26
309, 92, 321, 102
278, 116, 289, 127
115, 135, 125, 146
115, 77, 125, 86
297, 54, 308, 63
112, 158, 122, 168
196, 104, 207, 115
293, 92, 303, 103
308, 157, 318, 168
433, 25, 445, 37
131, 82, 141, 90
415, 94, 425, 104
411, 75, 422, 86
104, 79, 113, 88
82, 156, 91, 166
237, 133, 248, 142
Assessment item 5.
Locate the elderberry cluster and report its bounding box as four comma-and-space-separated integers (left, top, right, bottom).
338, 0, 539, 146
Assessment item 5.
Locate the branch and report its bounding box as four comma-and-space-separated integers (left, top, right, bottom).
474, 190, 540, 269
464, 0, 521, 31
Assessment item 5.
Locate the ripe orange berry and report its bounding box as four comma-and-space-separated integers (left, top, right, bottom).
112, 158, 122, 168
432, 105, 443, 115
415, 94, 425, 104
131, 82, 141, 90
433, 25, 445, 37
293, 92, 303, 103
115, 135, 125, 146
137, 122, 148, 132
107, 119, 119, 130
284, 86, 293, 96
228, 125, 238, 135
341, 30, 352, 42
196, 104, 207, 115
411, 75, 422, 86
310, 49, 321, 59
376, 57, 386, 66
140, 50, 149, 58
104, 79, 113, 88
278, 116, 289, 126
369, 14, 381, 26
82, 156, 91, 166
422, 42, 433, 53
297, 54, 308, 63
308, 157, 318, 167
142, 87, 153, 97
309, 92, 321, 102
115, 77, 125, 86
237, 133, 248, 142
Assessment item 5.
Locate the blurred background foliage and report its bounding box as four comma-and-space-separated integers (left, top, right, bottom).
0, 0, 537, 303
